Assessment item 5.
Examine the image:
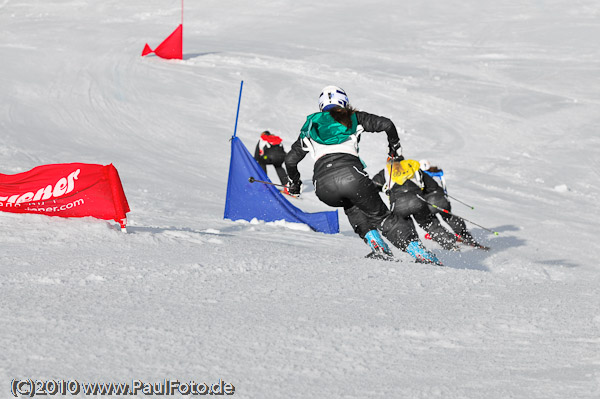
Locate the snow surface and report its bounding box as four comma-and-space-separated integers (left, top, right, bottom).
1, 0, 600, 398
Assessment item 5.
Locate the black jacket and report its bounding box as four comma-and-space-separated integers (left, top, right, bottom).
285, 110, 401, 183
372, 168, 442, 199
254, 141, 286, 164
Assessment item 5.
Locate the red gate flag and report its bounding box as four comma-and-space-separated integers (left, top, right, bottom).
0, 163, 130, 228
142, 24, 183, 60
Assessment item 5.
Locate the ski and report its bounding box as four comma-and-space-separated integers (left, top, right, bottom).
414, 257, 444, 267
365, 251, 446, 266
456, 236, 490, 251
365, 251, 399, 262
462, 242, 490, 251
424, 233, 490, 252
279, 189, 301, 199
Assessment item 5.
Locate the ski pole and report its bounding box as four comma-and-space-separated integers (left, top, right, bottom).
447, 194, 475, 210
248, 176, 289, 189
417, 194, 499, 235
386, 156, 394, 193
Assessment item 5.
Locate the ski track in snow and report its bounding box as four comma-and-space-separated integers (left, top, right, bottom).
2, 0, 600, 398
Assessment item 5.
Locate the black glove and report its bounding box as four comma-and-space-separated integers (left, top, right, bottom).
388, 141, 402, 158
288, 179, 302, 196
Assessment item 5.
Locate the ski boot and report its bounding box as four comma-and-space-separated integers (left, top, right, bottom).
405, 241, 443, 266
364, 230, 395, 261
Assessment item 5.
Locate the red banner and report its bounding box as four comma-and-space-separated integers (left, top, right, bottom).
0, 163, 130, 228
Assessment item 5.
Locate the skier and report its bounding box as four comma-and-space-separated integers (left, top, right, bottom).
284, 85, 441, 264
419, 159, 488, 250
372, 158, 463, 251
253, 130, 289, 189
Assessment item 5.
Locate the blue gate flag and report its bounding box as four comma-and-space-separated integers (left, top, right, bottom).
224, 137, 339, 234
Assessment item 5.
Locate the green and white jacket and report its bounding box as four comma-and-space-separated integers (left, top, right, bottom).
285, 109, 401, 183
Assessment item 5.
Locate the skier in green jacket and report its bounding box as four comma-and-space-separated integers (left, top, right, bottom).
285, 86, 441, 264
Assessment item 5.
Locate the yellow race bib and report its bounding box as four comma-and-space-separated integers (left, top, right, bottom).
387, 159, 421, 186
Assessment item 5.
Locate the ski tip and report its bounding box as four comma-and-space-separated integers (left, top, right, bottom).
470, 243, 491, 251
280, 190, 301, 199
413, 257, 444, 267
365, 251, 399, 262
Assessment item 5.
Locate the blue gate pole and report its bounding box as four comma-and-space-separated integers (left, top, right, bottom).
232, 80, 244, 138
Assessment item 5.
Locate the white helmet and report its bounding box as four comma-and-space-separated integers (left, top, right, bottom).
318, 86, 349, 111
419, 159, 431, 171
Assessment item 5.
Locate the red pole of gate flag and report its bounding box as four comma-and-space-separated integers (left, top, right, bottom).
142, 0, 184, 60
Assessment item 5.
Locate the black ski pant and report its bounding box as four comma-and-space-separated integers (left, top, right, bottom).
314, 164, 418, 250
257, 151, 289, 186
386, 191, 453, 249
422, 191, 475, 245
